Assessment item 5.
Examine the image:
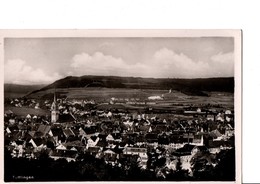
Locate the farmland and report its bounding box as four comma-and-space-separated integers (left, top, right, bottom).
25, 87, 234, 110
4, 105, 49, 117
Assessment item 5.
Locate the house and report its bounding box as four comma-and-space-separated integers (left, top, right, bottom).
6, 127, 12, 134
190, 134, 204, 146
79, 126, 97, 137
158, 133, 170, 145
10, 139, 25, 157
63, 128, 75, 139
49, 127, 66, 145
136, 134, 146, 146
103, 148, 116, 155
145, 133, 158, 143
119, 154, 139, 168
29, 138, 46, 151
225, 124, 234, 137
6, 125, 19, 135
172, 144, 196, 172
216, 113, 224, 122
106, 134, 114, 142
87, 136, 99, 147
37, 125, 51, 137
50, 149, 78, 162
148, 96, 163, 100
58, 113, 76, 124
111, 133, 122, 142
209, 129, 223, 141
136, 125, 152, 134
123, 147, 148, 168
165, 158, 178, 171
182, 133, 195, 143
103, 148, 117, 164
86, 146, 102, 157
191, 145, 209, 155
103, 153, 118, 165
208, 140, 221, 154
56, 143, 67, 150
65, 140, 85, 152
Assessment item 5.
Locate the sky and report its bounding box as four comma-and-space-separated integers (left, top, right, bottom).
4, 37, 234, 85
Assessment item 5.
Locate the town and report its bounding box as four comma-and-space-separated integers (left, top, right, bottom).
4, 90, 235, 181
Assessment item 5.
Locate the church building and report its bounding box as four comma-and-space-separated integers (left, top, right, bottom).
51, 92, 59, 123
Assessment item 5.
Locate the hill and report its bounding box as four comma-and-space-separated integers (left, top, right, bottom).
27, 75, 234, 98
4, 84, 46, 98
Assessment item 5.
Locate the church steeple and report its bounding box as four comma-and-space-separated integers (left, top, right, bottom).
51, 89, 59, 123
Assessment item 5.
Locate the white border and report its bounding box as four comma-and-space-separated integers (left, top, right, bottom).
0, 30, 241, 184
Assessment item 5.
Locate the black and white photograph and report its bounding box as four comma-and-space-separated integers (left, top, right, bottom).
2, 30, 241, 183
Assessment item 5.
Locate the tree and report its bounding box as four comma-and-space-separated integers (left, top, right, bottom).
213, 148, 235, 181
166, 158, 190, 181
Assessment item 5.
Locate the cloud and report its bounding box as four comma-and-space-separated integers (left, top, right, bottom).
146, 48, 234, 78
150, 48, 211, 78
4, 59, 62, 84
71, 52, 129, 76
70, 49, 234, 78
210, 52, 234, 76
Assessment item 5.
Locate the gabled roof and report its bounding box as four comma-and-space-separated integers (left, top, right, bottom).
50, 127, 64, 137
209, 129, 222, 139
96, 140, 108, 148
31, 138, 46, 147
65, 140, 84, 147
8, 125, 19, 132
59, 113, 76, 123
63, 128, 75, 138
106, 134, 114, 141
25, 131, 35, 139
34, 131, 44, 138
154, 124, 168, 132
103, 149, 116, 155
138, 125, 151, 132
90, 135, 98, 142
37, 125, 51, 135
16, 139, 25, 145
66, 136, 80, 142
82, 126, 97, 134
17, 124, 29, 130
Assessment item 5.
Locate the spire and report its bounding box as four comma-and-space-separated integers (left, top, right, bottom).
51, 89, 57, 111
54, 88, 56, 103
51, 88, 59, 123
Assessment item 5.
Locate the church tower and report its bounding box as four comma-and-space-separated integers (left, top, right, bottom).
51, 90, 59, 123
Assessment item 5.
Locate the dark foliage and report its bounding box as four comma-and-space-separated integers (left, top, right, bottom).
191, 148, 235, 181
29, 76, 234, 97
4, 148, 235, 182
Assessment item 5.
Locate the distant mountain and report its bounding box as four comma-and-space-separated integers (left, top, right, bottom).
28, 75, 234, 97
4, 84, 46, 98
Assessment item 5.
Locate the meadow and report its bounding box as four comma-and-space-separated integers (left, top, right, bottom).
26, 87, 234, 110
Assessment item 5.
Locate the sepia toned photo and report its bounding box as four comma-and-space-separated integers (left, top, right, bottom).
1, 30, 241, 183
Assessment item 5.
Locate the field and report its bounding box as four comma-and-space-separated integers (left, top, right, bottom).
4, 105, 49, 117
27, 88, 162, 100
26, 87, 234, 109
